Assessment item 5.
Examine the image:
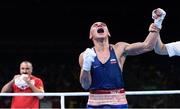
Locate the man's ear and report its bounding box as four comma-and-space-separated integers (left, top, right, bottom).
108, 31, 111, 37
89, 31, 92, 39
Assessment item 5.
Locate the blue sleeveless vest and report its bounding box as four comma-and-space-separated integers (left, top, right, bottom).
89, 46, 125, 90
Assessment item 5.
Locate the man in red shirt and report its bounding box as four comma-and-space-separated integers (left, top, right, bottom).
1, 61, 44, 108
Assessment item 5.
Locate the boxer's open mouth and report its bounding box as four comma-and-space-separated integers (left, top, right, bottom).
97, 28, 104, 33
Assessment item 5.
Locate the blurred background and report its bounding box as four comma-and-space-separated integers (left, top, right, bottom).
0, 0, 180, 108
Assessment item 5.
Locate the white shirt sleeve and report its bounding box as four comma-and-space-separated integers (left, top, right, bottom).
165, 41, 180, 57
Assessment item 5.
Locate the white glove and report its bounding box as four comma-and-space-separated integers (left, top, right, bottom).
152, 8, 166, 29
82, 48, 96, 72
14, 74, 29, 90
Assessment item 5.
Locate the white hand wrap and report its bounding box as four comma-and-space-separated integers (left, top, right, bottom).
152, 8, 166, 29
14, 74, 29, 90
82, 48, 96, 72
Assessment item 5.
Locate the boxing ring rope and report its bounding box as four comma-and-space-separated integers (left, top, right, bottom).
1, 90, 180, 109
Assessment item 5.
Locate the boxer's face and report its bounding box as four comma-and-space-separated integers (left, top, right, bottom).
20, 62, 32, 75
89, 22, 110, 39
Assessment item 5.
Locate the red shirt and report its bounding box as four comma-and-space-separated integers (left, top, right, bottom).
11, 75, 44, 109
